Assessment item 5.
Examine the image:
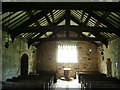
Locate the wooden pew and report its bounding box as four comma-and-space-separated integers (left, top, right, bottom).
36, 71, 57, 83
2, 81, 45, 90
79, 73, 106, 83
4, 71, 57, 90
88, 83, 120, 90
6, 76, 52, 90
85, 80, 120, 89
78, 71, 120, 90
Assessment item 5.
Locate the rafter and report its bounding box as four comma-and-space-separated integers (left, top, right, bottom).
45, 14, 52, 25
36, 14, 66, 41
3, 12, 27, 30
76, 25, 100, 47
70, 14, 83, 26
26, 11, 40, 26
65, 9, 70, 37
80, 11, 85, 22
77, 32, 85, 37
30, 37, 100, 43
50, 12, 55, 22
15, 25, 120, 34
86, 11, 112, 28
93, 20, 108, 47
2, 12, 14, 21
2, 11, 23, 25
92, 32, 108, 47
2, 25, 11, 33
49, 32, 58, 38
86, 11, 120, 37
84, 14, 91, 25
70, 14, 109, 47
28, 14, 66, 47
10, 9, 53, 38
82, 12, 109, 47
28, 13, 66, 44
2, 2, 120, 12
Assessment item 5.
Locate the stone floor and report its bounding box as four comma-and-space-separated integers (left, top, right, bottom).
52, 77, 81, 90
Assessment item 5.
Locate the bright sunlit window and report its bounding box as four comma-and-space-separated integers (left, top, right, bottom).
57, 45, 78, 63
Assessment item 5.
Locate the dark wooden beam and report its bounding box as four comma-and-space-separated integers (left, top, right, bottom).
28, 12, 65, 46
53, 14, 66, 25
65, 9, 70, 37
34, 14, 65, 43
69, 15, 109, 46
83, 12, 109, 47
45, 14, 52, 25
92, 32, 108, 47
28, 14, 66, 47
10, 9, 53, 37
30, 37, 100, 43
49, 32, 58, 38
80, 11, 85, 22
92, 42, 100, 47
15, 25, 120, 33
50, 12, 55, 22
26, 11, 39, 25
65, 9, 70, 25
86, 11, 112, 28
2, 11, 23, 25
77, 32, 85, 37
2, 2, 120, 12
2, 25, 11, 33
92, 21, 108, 47
2, 12, 14, 21
4, 12, 27, 28
28, 12, 52, 47
84, 14, 91, 25
102, 12, 110, 18
70, 14, 83, 26
86, 11, 120, 37
15, 16, 65, 36
76, 26, 100, 47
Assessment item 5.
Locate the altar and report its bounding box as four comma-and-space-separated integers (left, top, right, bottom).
64, 68, 71, 80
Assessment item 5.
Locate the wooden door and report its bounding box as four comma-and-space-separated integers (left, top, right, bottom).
21, 54, 28, 76
106, 58, 112, 77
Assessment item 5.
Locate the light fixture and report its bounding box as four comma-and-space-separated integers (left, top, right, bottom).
115, 63, 118, 68
31, 46, 37, 53
4, 34, 12, 48
100, 48, 104, 55
99, 48, 104, 61
89, 49, 92, 53
4, 12, 12, 48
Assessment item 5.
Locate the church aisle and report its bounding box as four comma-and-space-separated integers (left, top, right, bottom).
52, 78, 81, 90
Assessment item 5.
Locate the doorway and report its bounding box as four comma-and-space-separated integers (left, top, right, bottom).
106, 58, 112, 77
21, 54, 28, 76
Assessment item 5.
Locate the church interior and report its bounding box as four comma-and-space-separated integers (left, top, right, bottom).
1, 2, 120, 90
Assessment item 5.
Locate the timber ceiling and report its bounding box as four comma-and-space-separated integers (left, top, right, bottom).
1, 2, 120, 47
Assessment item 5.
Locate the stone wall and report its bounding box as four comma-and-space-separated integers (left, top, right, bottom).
2, 31, 36, 81
0, 30, 2, 82
98, 38, 120, 79
36, 41, 99, 78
